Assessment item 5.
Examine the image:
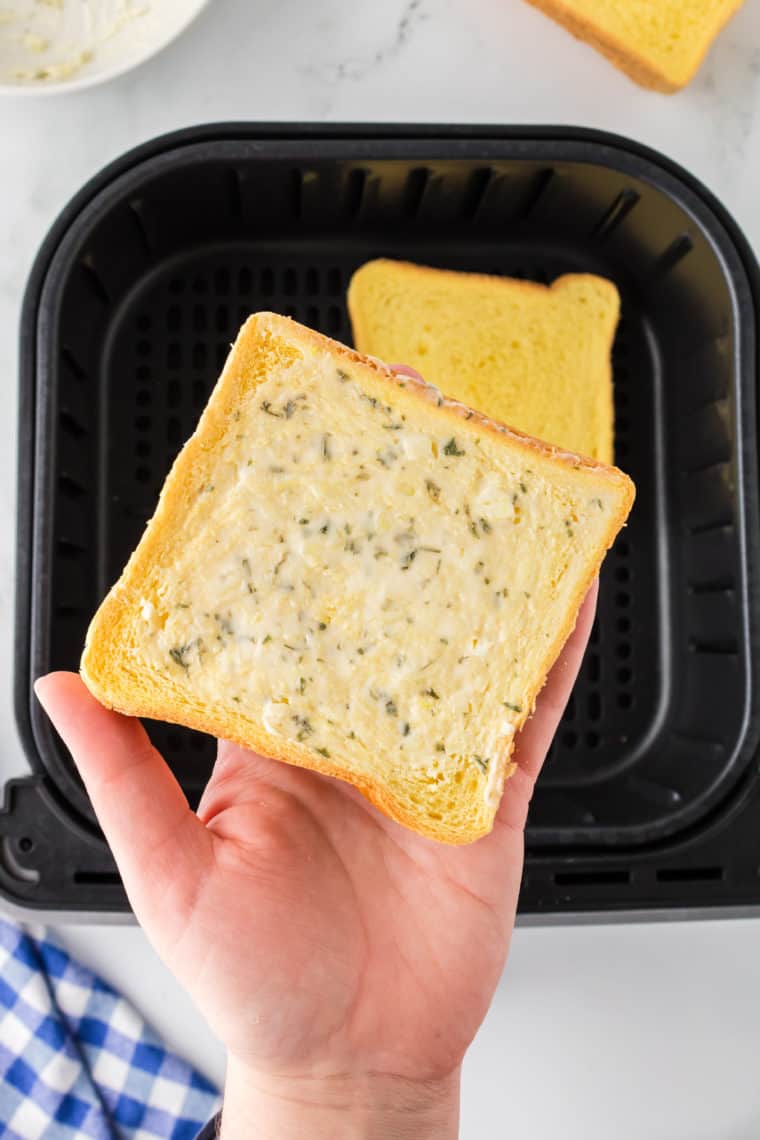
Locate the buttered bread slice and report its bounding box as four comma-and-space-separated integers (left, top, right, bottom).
81, 313, 634, 844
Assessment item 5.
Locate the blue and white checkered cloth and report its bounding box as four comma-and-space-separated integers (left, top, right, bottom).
0, 917, 220, 1139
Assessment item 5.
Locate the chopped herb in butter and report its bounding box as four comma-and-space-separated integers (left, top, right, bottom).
136, 356, 617, 799
443, 437, 466, 457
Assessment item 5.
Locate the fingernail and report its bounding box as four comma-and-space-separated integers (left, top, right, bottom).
33, 676, 50, 700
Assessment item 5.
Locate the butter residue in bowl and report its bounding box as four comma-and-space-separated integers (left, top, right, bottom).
21, 30, 49, 49
13, 47, 91, 81
3, 0, 150, 84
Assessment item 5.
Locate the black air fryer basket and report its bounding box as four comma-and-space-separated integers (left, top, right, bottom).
7, 125, 760, 917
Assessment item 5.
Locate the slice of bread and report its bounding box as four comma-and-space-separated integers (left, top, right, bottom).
522, 0, 744, 92
348, 261, 619, 465
81, 313, 634, 845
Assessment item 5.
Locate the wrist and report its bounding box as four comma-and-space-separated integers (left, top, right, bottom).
219, 1057, 461, 1140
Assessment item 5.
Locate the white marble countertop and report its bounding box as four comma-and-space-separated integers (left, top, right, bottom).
2, 1, 760, 1136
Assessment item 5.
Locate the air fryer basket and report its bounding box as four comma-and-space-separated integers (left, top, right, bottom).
7, 125, 760, 916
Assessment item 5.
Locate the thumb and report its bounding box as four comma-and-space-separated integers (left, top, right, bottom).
34, 672, 211, 927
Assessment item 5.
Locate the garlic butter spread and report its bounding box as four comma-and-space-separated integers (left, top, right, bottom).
136, 349, 615, 798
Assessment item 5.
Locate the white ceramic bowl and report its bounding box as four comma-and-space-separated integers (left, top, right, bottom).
0, 0, 210, 95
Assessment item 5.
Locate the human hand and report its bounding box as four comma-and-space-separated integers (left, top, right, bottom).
35, 579, 595, 1138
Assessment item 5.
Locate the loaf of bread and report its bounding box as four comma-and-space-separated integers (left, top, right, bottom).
81, 313, 634, 844
348, 260, 619, 464
521, 0, 744, 92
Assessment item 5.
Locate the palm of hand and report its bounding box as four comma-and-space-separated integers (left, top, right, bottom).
165, 742, 521, 1080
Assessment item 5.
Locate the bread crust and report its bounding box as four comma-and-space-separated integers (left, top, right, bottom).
81, 313, 634, 844
521, 0, 744, 92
